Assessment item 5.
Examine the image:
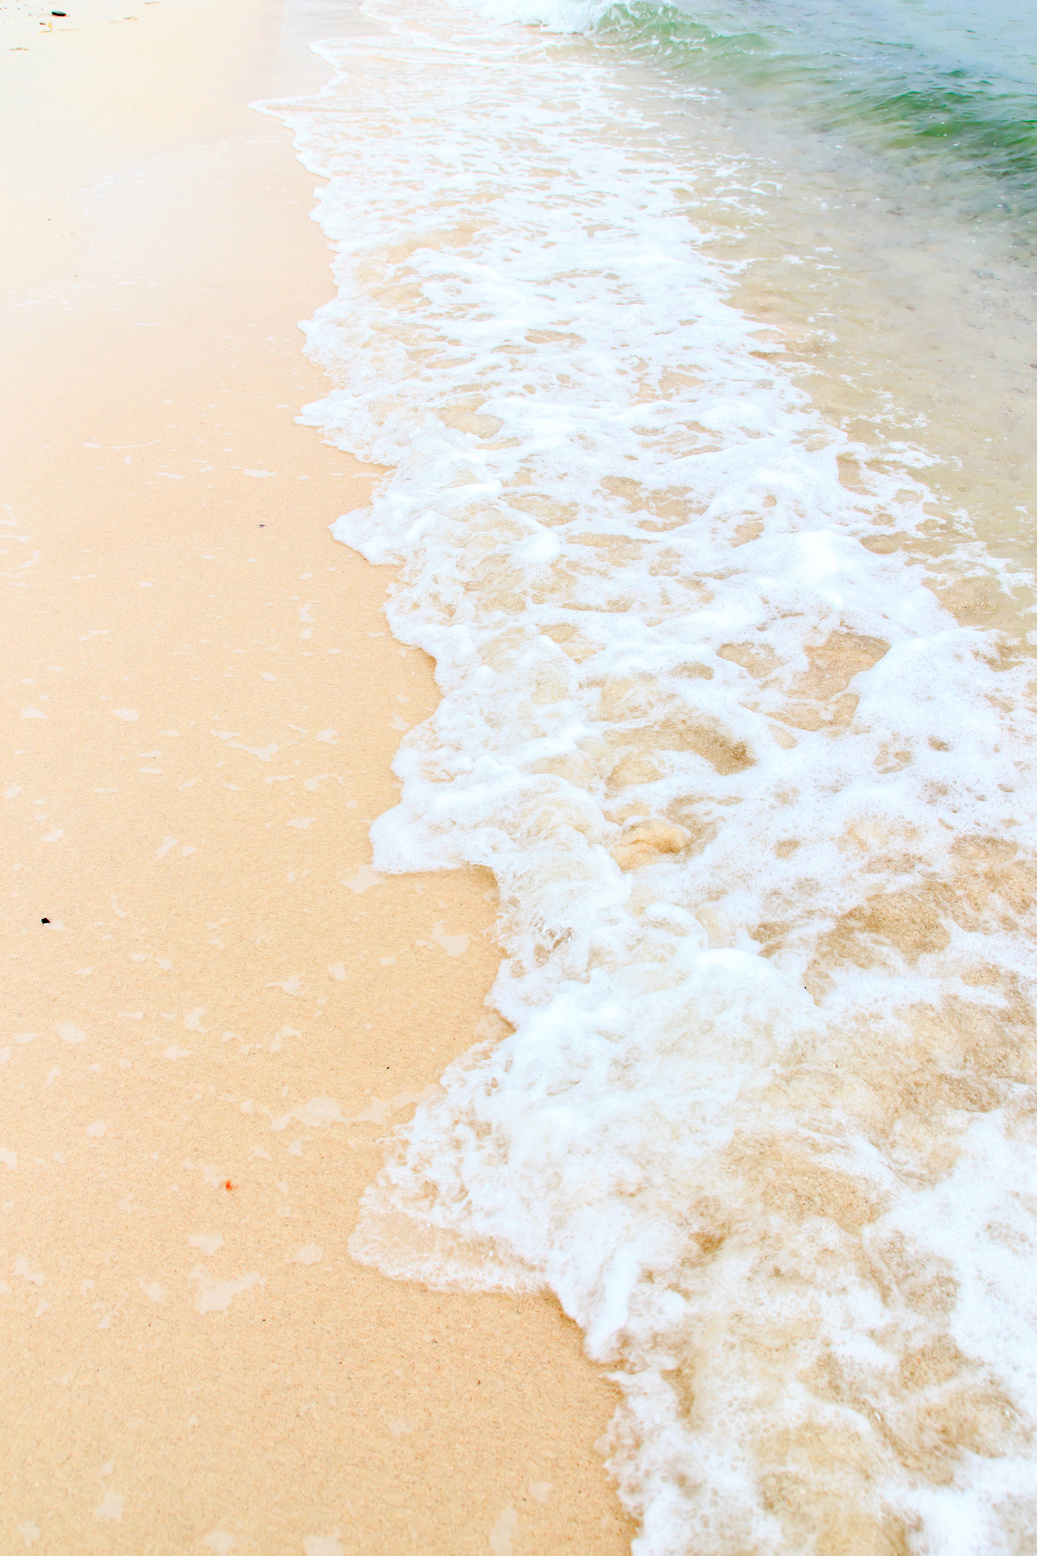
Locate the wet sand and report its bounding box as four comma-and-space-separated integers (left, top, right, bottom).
0, 0, 632, 1550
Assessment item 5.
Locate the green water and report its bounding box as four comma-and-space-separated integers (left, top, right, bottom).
598, 0, 1037, 226
536, 0, 1036, 563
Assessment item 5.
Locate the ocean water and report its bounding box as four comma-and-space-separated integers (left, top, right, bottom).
258, 1, 1037, 1550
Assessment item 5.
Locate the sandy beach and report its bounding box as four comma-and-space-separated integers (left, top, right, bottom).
0, 1, 633, 1549
9, 0, 1037, 1545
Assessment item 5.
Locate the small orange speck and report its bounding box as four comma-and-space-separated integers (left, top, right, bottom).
224, 1180, 234, 1191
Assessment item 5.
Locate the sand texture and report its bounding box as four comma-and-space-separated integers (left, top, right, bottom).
0, 0, 632, 1549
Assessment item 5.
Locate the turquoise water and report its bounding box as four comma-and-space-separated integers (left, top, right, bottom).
600, 0, 1037, 226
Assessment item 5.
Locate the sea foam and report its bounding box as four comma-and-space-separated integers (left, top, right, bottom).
259, 1, 1037, 1547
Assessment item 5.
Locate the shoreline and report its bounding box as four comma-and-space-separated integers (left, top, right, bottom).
0, 1, 632, 1550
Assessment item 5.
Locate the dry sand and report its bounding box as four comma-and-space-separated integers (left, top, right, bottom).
0, 0, 633, 1548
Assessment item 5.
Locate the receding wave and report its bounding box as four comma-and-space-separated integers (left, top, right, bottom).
259, 0, 1037, 1548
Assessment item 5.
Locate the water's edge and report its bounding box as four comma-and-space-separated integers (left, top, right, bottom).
259, 0, 1037, 1547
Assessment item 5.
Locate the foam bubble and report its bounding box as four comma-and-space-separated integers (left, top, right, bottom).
259, 2, 1037, 1547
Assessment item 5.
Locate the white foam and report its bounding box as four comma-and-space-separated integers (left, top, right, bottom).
259, 2, 1037, 1548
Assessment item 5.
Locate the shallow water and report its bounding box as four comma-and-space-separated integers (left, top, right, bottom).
260, 0, 1037, 1548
